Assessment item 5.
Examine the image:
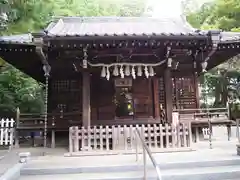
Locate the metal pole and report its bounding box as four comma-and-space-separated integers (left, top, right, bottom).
208, 118, 212, 149
43, 76, 49, 150
237, 119, 240, 143
43, 65, 51, 155
143, 148, 147, 180
203, 73, 212, 149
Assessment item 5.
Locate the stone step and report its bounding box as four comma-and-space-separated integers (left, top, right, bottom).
20, 165, 240, 180
21, 158, 240, 175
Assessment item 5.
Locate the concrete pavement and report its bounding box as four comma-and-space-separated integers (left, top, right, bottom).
19, 140, 240, 180
0, 134, 239, 180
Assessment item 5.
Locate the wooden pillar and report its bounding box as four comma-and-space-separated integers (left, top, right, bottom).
152, 78, 160, 120
194, 73, 200, 109
164, 68, 173, 123
82, 71, 91, 127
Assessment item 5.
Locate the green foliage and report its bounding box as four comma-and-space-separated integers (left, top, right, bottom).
0, 65, 44, 115
0, 0, 9, 30
0, 0, 147, 115
185, 0, 240, 108
3, 0, 147, 34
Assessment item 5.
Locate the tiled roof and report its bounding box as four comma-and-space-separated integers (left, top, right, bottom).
0, 17, 239, 44
45, 16, 205, 37
220, 32, 240, 42
0, 34, 33, 44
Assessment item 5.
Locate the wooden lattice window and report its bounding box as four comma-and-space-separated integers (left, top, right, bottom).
158, 76, 197, 110
50, 79, 82, 113
173, 76, 196, 109
52, 80, 70, 92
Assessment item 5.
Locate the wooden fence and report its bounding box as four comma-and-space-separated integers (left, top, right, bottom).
0, 118, 15, 147
69, 123, 192, 153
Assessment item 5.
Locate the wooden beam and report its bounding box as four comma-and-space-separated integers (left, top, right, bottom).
152, 78, 160, 120
164, 67, 173, 123
82, 71, 91, 127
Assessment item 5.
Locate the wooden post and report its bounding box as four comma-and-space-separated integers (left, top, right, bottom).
15, 107, 20, 148
51, 117, 55, 148
195, 127, 200, 143
188, 122, 193, 147
194, 73, 200, 109
152, 78, 160, 120
237, 119, 240, 156
69, 127, 73, 154
51, 130, 55, 148
236, 119, 239, 143
74, 126, 79, 152
183, 123, 187, 147
164, 68, 173, 123
82, 71, 91, 127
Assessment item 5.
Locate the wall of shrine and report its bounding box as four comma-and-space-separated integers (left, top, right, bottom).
48, 71, 199, 125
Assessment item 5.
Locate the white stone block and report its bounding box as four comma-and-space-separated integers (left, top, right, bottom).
19, 152, 31, 163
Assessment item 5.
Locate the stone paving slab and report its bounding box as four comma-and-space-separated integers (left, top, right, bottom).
0, 147, 68, 176
1, 140, 239, 178
23, 142, 240, 170
0, 150, 19, 176
19, 165, 240, 180
0, 149, 9, 159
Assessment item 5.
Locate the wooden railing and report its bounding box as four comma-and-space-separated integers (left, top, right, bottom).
0, 118, 14, 147
174, 107, 235, 144
15, 109, 82, 148
17, 111, 82, 131
69, 123, 192, 153
175, 107, 231, 125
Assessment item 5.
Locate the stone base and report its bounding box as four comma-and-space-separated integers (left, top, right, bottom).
237, 144, 240, 156
19, 152, 31, 163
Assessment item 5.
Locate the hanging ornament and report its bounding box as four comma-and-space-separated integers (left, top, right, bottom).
144, 66, 149, 78
137, 66, 142, 76
201, 61, 208, 72
125, 65, 130, 76
120, 65, 124, 78
173, 61, 179, 70
193, 61, 197, 69
167, 58, 172, 67
106, 66, 110, 80
101, 66, 106, 77
149, 66, 154, 77
131, 66, 136, 79
113, 65, 119, 76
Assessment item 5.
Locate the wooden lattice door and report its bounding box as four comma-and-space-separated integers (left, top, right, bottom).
133, 78, 153, 118
49, 78, 82, 115
172, 76, 197, 109
158, 76, 198, 110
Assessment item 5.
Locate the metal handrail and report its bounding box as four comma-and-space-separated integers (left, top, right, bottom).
134, 128, 162, 180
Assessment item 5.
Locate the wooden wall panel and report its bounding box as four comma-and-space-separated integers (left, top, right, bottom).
133, 78, 153, 118
172, 76, 197, 109
93, 78, 115, 121
158, 74, 198, 111
152, 78, 160, 119
49, 78, 82, 114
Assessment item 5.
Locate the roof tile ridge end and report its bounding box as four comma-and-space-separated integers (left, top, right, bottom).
47, 18, 64, 36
